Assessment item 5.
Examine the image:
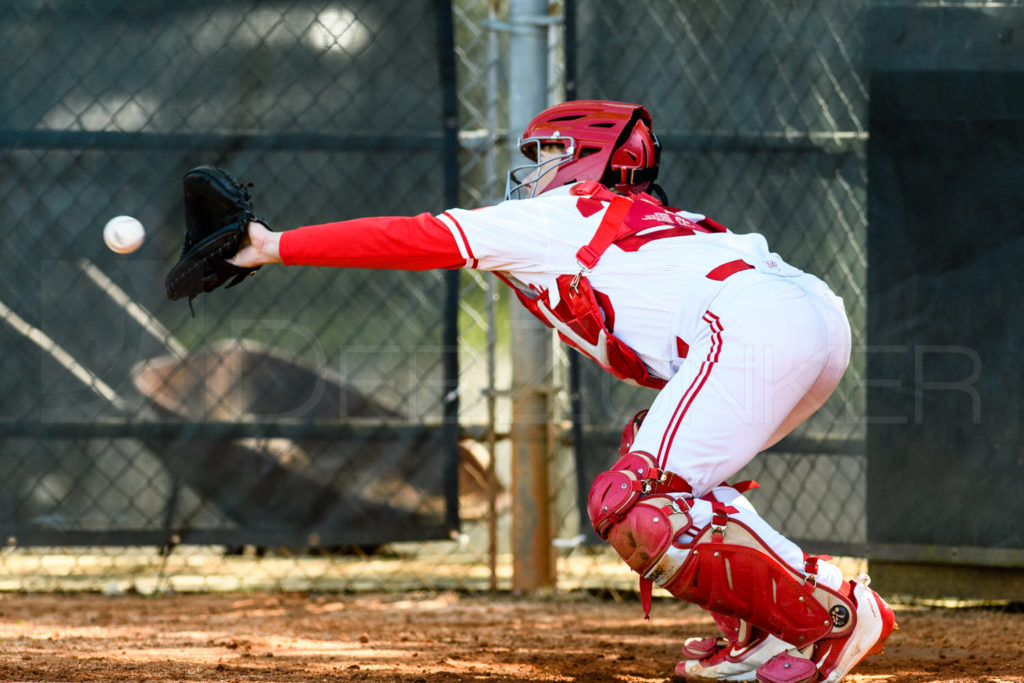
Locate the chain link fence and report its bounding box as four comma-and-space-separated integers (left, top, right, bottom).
3, 0, 1012, 599
1, 0, 467, 592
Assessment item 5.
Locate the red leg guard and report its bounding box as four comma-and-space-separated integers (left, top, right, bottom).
587, 451, 691, 538
659, 519, 856, 649
598, 494, 856, 650
711, 611, 743, 644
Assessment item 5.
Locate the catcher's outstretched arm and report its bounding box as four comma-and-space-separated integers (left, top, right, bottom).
233, 214, 466, 271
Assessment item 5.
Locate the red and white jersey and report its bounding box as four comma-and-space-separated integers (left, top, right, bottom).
280, 182, 802, 384
437, 184, 803, 381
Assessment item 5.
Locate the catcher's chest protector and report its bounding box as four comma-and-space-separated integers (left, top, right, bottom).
499, 181, 709, 389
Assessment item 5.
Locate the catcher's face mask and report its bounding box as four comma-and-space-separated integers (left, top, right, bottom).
504, 139, 574, 200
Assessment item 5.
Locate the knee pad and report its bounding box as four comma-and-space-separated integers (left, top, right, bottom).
587, 450, 691, 538
602, 494, 696, 577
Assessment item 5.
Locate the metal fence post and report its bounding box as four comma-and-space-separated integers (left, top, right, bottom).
436, 0, 462, 537
507, 0, 555, 591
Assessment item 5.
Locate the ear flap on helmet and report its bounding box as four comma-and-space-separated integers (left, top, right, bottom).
604, 116, 660, 191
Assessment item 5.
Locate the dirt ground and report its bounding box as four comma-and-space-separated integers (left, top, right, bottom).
0, 592, 1022, 682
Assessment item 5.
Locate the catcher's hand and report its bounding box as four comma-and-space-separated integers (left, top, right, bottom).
164, 165, 264, 306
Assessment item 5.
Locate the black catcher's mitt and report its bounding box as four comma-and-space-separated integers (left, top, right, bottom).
164, 165, 263, 306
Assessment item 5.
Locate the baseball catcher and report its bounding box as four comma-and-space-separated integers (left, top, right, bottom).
178, 100, 897, 682
165, 165, 262, 311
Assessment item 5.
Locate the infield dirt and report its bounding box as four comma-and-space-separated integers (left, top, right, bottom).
0, 591, 1021, 682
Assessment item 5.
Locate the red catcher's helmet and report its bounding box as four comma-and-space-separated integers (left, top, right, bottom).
505, 100, 661, 199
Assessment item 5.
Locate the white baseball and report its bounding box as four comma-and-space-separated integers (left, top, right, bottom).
103, 215, 145, 254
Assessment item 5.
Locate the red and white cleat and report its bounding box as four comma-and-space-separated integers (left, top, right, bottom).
755, 574, 897, 683
675, 629, 790, 681
814, 574, 897, 682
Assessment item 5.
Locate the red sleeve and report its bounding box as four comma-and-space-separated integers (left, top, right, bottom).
279, 213, 465, 270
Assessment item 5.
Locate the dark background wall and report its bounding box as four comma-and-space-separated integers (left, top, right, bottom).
867, 5, 1024, 562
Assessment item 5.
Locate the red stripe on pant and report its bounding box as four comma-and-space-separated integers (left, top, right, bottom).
657, 311, 723, 469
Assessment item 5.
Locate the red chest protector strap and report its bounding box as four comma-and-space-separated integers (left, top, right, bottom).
573, 181, 635, 272
498, 181, 669, 389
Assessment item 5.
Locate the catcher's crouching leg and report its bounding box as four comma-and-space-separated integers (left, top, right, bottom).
587, 459, 895, 683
